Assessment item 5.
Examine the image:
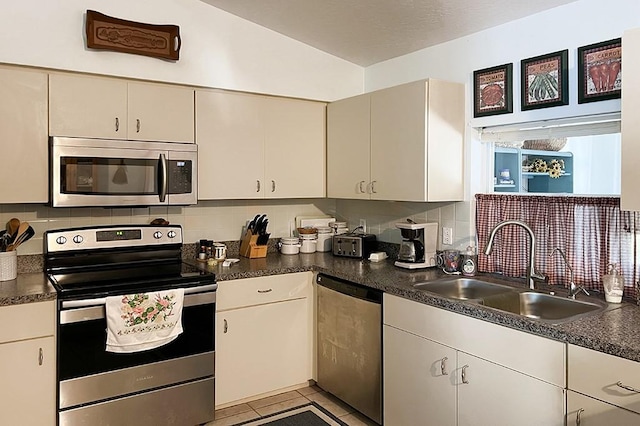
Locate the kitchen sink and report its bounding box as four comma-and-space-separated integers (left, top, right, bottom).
413, 277, 516, 300
480, 291, 606, 323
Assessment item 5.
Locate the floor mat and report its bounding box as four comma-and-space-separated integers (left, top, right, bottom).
236, 402, 348, 426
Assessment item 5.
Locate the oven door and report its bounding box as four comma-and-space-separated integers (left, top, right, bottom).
57, 285, 215, 413
51, 137, 197, 207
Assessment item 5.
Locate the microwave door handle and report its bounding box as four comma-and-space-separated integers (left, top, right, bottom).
158, 153, 168, 202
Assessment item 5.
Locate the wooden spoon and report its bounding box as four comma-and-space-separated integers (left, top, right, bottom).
6, 218, 19, 241
7, 222, 29, 251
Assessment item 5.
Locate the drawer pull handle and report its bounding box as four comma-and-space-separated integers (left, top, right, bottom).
617, 381, 640, 393
461, 364, 469, 384
256, 180, 261, 192
257, 289, 273, 293
440, 357, 448, 375
576, 408, 584, 426
223, 319, 228, 333
136, 118, 141, 133
115, 117, 120, 132
271, 180, 276, 193
39, 348, 43, 366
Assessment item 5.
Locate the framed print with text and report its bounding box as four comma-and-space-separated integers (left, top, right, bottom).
578, 38, 621, 103
521, 50, 568, 110
473, 63, 513, 117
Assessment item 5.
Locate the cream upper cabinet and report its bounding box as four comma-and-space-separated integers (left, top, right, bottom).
49, 73, 194, 143
384, 294, 566, 426
327, 94, 371, 199
196, 90, 326, 200
622, 27, 640, 211
0, 66, 48, 203
327, 79, 464, 202
0, 301, 56, 426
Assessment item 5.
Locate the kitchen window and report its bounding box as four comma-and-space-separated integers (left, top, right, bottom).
480, 113, 621, 195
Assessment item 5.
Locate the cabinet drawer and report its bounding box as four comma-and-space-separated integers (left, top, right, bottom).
0, 301, 55, 343
217, 272, 311, 311
384, 294, 565, 387
569, 344, 640, 414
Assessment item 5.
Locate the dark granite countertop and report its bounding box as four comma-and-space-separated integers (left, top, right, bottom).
6, 251, 640, 364
192, 252, 640, 363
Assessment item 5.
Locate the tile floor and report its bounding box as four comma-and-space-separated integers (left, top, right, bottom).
208, 385, 379, 426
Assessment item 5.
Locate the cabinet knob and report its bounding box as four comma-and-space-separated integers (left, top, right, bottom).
575, 408, 584, 426
616, 381, 640, 393
136, 118, 141, 133
440, 357, 448, 375
115, 117, 120, 132
461, 364, 469, 384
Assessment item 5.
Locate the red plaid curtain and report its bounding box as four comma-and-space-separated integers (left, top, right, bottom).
476, 194, 639, 299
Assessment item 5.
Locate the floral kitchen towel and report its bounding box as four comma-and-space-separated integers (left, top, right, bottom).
106, 288, 184, 353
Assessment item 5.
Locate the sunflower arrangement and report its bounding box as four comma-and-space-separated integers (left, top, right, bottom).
522, 158, 565, 178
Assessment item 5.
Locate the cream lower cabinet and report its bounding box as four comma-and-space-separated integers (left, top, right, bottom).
49, 72, 195, 143
327, 79, 464, 201
196, 90, 326, 200
383, 294, 565, 426
215, 273, 313, 406
0, 301, 55, 425
0, 66, 48, 203
568, 344, 640, 423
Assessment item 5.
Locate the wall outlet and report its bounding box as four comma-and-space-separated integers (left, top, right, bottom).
359, 219, 367, 233
442, 227, 453, 245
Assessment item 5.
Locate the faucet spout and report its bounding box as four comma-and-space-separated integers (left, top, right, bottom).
484, 220, 544, 290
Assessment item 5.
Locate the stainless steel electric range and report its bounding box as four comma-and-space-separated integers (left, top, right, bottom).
44, 225, 216, 426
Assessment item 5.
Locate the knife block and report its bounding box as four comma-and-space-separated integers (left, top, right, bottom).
239, 230, 268, 258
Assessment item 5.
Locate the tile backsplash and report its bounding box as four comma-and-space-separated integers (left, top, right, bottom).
1, 198, 472, 255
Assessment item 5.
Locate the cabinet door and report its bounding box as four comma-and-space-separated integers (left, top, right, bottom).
567, 390, 640, 426
457, 352, 565, 426
216, 298, 310, 406
264, 97, 326, 198
49, 73, 127, 139
370, 80, 427, 201
327, 94, 371, 199
128, 82, 194, 143
622, 28, 640, 211
384, 325, 456, 426
0, 336, 55, 425
0, 67, 48, 203
196, 90, 265, 199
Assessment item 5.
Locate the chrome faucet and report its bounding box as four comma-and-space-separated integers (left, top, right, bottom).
484, 220, 546, 290
549, 247, 589, 299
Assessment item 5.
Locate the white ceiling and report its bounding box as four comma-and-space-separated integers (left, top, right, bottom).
201, 0, 577, 66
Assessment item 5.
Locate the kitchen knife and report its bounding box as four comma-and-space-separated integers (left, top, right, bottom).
248, 214, 260, 233
254, 214, 266, 235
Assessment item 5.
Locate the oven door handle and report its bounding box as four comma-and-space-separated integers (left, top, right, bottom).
60, 286, 216, 325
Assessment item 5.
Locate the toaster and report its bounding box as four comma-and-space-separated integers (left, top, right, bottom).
332, 233, 377, 259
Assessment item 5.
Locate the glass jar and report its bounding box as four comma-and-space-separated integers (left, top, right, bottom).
331, 221, 348, 235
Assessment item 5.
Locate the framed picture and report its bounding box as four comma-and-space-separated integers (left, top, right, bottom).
521, 50, 568, 110
578, 38, 621, 104
473, 63, 513, 117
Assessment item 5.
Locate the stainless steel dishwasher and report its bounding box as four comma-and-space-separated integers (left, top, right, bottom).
316, 273, 382, 425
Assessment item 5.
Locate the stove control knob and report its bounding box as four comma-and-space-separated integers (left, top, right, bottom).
55, 236, 67, 245
73, 235, 83, 244
153, 231, 163, 239
167, 230, 176, 239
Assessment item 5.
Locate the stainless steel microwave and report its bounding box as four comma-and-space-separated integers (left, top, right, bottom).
50, 137, 197, 207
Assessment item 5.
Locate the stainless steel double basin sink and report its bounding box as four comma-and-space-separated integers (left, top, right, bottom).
413, 277, 607, 324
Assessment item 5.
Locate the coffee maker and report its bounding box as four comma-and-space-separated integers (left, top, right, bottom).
395, 221, 438, 269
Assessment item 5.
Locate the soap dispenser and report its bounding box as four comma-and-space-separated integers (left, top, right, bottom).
603, 263, 624, 303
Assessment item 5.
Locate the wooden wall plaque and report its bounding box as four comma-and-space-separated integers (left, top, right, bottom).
85, 10, 181, 61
